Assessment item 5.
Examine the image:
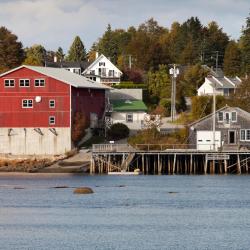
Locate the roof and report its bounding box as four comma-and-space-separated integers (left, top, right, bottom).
0, 65, 110, 90
83, 54, 122, 75
189, 106, 250, 127
111, 100, 147, 112
206, 76, 241, 89
46, 61, 90, 69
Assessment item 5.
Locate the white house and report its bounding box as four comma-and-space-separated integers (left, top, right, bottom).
83, 53, 122, 85
198, 76, 242, 96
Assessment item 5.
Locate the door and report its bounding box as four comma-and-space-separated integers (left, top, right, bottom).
229, 130, 236, 144
197, 131, 221, 150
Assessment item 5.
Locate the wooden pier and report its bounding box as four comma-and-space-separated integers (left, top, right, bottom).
91, 144, 250, 175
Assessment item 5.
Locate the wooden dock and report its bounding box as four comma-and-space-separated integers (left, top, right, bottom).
91, 144, 250, 175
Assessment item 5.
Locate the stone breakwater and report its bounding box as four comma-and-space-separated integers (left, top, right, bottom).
0, 156, 61, 172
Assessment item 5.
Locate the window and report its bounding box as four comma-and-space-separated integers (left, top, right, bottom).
109, 70, 114, 77
240, 129, 250, 141
231, 111, 237, 122
4, 79, 15, 87
73, 68, 81, 74
49, 99, 55, 108
22, 99, 33, 108
218, 112, 223, 122
241, 130, 246, 141
19, 79, 30, 87
34, 79, 45, 87
223, 88, 229, 96
49, 116, 55, 125
99, 62, 105, 66
126, 113, 133, 123
225, 112, 230, 124
90, 70, 95, 75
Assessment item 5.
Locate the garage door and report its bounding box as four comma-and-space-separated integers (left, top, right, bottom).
197, 131, 221, 151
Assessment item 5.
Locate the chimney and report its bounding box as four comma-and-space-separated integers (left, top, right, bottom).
95, 51, 99, 59
54, 55, 58, 63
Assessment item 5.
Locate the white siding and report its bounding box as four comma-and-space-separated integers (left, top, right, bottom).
111, 112, 146, 130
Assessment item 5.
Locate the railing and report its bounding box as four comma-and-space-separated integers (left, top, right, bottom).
92, 144, 134, 152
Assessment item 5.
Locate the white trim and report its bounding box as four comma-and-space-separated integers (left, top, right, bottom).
224, 76, 236, 87
240, 129, 250, 141
212, 76, 223, 86
4, 79, 15, 88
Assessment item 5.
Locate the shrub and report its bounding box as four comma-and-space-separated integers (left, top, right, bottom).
71, 112, 88, 145
107, 123, 129, 140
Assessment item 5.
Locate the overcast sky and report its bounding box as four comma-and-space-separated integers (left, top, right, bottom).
0, 0, 249, 52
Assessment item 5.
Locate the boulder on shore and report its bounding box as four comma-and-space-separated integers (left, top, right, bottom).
73, 187, 94, 194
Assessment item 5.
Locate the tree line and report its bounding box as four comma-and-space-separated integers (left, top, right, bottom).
0, 14, 249, 115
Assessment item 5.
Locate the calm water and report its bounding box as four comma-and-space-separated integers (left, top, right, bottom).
0, 174, 250, 250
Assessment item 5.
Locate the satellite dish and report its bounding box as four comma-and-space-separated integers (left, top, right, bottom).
35, 96, 42, 103
190, 126, 194, 131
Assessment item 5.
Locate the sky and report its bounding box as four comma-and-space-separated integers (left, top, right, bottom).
0, 0, 249, 53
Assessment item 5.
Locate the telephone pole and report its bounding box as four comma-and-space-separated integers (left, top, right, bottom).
169, 64, 179, 122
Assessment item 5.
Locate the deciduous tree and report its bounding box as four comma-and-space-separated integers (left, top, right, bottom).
0, 26, 24, 73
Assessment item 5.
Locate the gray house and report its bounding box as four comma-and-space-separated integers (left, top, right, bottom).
189, 106, 250, 151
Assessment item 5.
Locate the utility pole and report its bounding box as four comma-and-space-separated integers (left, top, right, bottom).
169, 64, 179, 122
128, 55, 132, 69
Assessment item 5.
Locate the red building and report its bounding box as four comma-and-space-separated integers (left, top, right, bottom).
0, 65, 109, 155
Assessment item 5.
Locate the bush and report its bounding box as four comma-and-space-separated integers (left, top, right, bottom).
71, 112, 88, 145
107, 123, 129, 140
112, 82, 147, 89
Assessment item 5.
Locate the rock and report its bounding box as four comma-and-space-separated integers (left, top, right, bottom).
73, 187, 94, 194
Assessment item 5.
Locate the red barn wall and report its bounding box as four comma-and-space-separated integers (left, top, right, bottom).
0, 67, 70, 127
71, 87, 105, 121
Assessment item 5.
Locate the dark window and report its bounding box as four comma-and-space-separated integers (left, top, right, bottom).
49, 116, 55, 125
22, 99, 33, 108
49, 100, 55, 108
231, 112, 237, 122
19, 79, 30, 87
35, 79, 45, 87
4, 79, 15, 87
126, 113, 133, 123
218, 112, 223, 122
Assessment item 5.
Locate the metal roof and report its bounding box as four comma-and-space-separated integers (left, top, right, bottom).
0, 65, 110, 90
207, 76, 241, 89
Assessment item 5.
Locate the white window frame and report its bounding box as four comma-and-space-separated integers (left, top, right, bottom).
218, 112, 223, 122
34, 79, 45, 87
19, 79, 30, 87
49, 99, 55, 108
49, 116, 55, 125
126, 113, 133, 123
240, 129, 250, 141
4, 79, 15, 88
231, 111, 237, 122
22, 99, 33, 108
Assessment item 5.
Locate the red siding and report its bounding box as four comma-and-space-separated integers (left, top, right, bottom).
71, 87, 105, 120
0, 67, 70, 127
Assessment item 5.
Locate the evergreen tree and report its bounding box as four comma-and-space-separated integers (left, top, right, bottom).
56, 47, 64, 62
240, 14, 250, 75
0, 26, 24, 73
23, 44, 46, 66
67, 36, 87, 62
223, 41, 241, 76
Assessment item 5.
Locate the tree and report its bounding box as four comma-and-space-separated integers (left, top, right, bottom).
23, 44, 46, 66
67, 36, 87, 62
202, 21, 229, 67
240, 13, 250, 75
56, 47, 65, 62
0, 26, 24, 73
71, 112, 87, 145
180, 64, 208, 96
223, 41, 241, 76
147, 65, 171, 99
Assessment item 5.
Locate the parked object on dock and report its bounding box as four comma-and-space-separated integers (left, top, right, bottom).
189, 106, 250, 151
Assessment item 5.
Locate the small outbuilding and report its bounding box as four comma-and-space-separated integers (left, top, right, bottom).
189, 106, 250, 151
